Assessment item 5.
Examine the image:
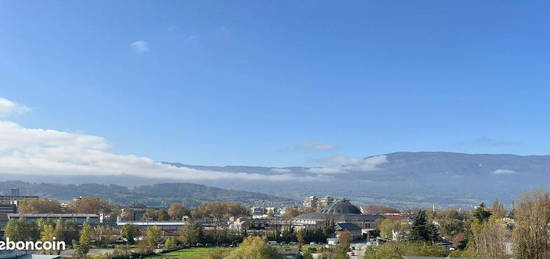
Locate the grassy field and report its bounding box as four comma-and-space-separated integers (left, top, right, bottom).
145, 244, 326, 258
146, 247, 229, 259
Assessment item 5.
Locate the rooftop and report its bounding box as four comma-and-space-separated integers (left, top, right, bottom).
320, 199, 362, 214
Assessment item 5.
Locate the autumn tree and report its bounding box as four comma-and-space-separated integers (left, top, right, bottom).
335, 231, 351, 259
491, 199, 506, 219
168, 203, 190, 220
282, 207, 300, 218
192, 202, 249, 245
18, 199, 63, 213
192, 202, 250, 219
435, 209, 467, 243
120, 208, 135, 221
362, 205, 400, 215
468, 215, 507, 258
69, 197, 112, 214
513, 189, 550, 259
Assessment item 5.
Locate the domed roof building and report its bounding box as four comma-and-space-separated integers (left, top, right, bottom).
320, 199, 363, 214
293, 199, 382, 230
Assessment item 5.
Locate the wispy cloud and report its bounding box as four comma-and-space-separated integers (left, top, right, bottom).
130, 41, 150, 54
289, 141, 335, 151
308, 155, 388, 174
271, 168, 291, 173
492, 169, 518, 175
0, 98, 30, 118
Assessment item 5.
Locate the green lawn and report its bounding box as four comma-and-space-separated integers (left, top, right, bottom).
146, 247, 229, 259
145, 244, 322, 258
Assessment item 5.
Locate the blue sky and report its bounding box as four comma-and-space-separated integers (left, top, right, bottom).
2, 0, 550, 168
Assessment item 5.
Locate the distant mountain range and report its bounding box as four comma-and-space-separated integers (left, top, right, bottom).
2, 152, 550, 208
0, 181, 296, 207
165, 152, 550, 208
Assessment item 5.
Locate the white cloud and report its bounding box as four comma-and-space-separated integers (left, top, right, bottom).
130, 41, 150, 53
0, 120, 317, 182
492, 169, 517, 175
0, 98, 29, 118
271, 168, 291, 173
308, 155, 388, 174
289, 141, 335, 151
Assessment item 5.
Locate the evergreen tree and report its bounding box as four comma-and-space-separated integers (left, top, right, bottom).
473, 204, 492, 223
409, 210, 439, 243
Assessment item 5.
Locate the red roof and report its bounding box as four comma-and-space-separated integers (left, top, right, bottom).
382, 215, 409, 220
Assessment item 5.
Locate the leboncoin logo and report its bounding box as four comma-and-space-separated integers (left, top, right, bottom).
0, 238, 66, 251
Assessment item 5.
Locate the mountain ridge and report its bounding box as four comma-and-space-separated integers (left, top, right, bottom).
2, 152, 550, 208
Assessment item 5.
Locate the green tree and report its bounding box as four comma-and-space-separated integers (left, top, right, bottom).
179, 220, 203, 246
120, 224, 139, 244
145, 225, 163, 249
156, 209, 170, 221
227, 236, 280, 259
409, 210, 439, 243
323, 218, 336, 238
296, 229, 305, 249
94, 225, 113, 248
5, 218, 39, 242
63, 220, 80, 246
143, 208, 157, 221
302, 251, 314, 259
40, 224, 57, 254
378, 218, 410, 241
473, 203, 492, 223
77, 222, 92, 256
53, 219, 64, 244
164, 237, 177, 248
